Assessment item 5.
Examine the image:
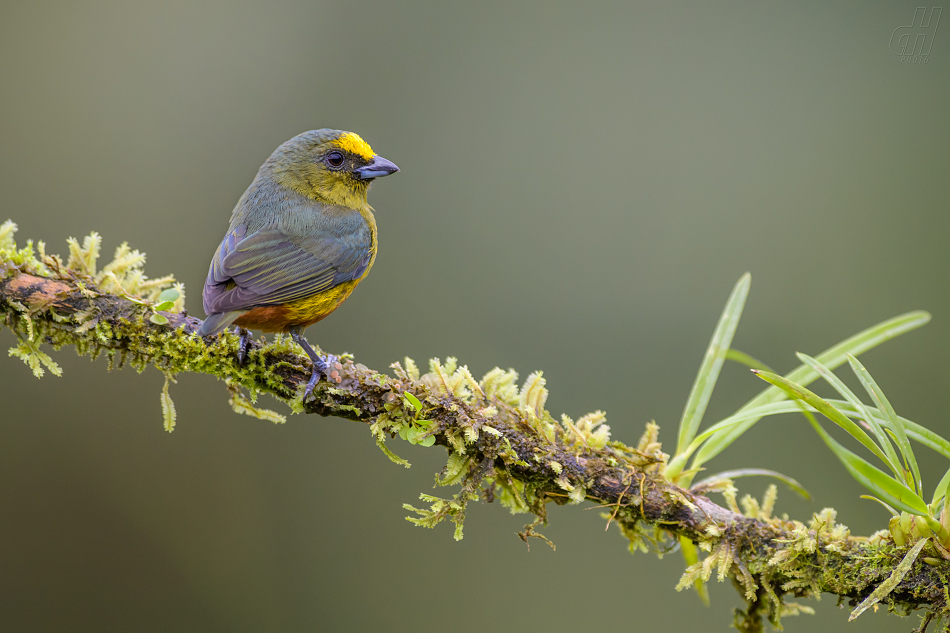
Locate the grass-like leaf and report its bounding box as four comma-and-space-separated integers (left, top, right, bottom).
754, 371, 928, 515
752, 370, 894, 470
675, 273, 751, 456
795, 353, 904, 481
860, 495, 899, 516
664, 401, 812, 479
848, 354, 921, 496
849, 538, 928, 621
691, 311, 930, 471
724, 349, 774, 372
670, 390, 950, 502
691, 468, 810, 500
809, 417, 928, 515
826, 399, 950, 460
933, 467, 950, 507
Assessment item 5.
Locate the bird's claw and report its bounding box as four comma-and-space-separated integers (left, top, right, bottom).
234, 326, 252, 365
303, 368, 320, 402
303, 353, 342, 401
289, 327, 341, 401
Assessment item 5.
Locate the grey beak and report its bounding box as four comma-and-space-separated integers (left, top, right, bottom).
354, 155, 400, 180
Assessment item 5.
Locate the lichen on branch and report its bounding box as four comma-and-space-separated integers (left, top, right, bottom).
2, 220, 948, 632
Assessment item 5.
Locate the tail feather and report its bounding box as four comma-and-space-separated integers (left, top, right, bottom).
196, 311, 246, 337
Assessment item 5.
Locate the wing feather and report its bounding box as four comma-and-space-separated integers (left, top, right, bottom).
202, 226, 369, 316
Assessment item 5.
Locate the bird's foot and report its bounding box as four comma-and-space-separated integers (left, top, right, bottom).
234, 326, 252, 365
289, 328, 342, 401
303, 354, 342, 400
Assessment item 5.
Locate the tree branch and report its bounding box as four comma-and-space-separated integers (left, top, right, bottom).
2, 229, 948, 631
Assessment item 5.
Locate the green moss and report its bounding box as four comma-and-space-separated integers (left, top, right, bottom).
4, 220, 949, 628
8, 338, 62, 378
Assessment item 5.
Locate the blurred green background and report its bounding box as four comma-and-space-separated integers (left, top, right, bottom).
1, 1, 948, 630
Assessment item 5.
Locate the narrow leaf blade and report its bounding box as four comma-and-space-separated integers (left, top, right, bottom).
848, 354, 921, 496
691, 311, 930, 469
849, 539, 928, 621
752, 370, 894, 469
826, 399, 950, 460
691, 468, 810, 500
806, 413, 928, 516
797, 352, 903, 479
676, 273, 751, 455
682, 401, 818, 461
724, 349, 774, 372
860, 495, 899, 517
932, 467, 950, 507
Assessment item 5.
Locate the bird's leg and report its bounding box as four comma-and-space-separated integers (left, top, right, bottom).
234, 326, 252, 365
289, 327, 339, 400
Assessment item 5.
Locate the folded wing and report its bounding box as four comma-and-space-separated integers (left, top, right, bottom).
202, 226, 371, 316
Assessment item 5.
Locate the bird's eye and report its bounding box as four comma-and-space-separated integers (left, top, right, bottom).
326, 152, 345, 168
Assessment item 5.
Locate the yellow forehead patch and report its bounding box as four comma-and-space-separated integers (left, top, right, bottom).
334, 132, 375, 160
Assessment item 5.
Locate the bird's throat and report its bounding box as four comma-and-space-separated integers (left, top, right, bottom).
274, 167, 369, 211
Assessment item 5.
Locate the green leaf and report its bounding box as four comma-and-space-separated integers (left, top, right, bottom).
944, 473, 950, 523
403, 392, 423, 413
796, 353, 903, 480
687, 394, 950, 504
419, 434, 436, 447
825, 399, 950, 460
666, 401, 819, 480
860, 495, 899, 517
724, 349, 774, 372
675, 273, 751, 455
932, 467, 950, 507
751, 370, 892, 468
153, 300, 175, 311
157, 288, 180, 303
753, 370, 928, 515
691, 311, 930, 471
848, 354, 921, 496
692, 468, 810, 500
806, 411, 929, 516
149, 313, 169, 325
849, 538, 928, 621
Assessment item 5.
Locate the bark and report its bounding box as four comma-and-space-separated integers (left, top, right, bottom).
2, 268, 948, 631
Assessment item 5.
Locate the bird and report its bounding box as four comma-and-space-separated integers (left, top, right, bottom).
196, 129, 399, 398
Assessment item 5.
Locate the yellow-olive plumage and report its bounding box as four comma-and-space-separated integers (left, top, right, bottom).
197, 129, 398, 394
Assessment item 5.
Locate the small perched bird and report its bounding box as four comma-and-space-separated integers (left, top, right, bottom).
196, 129, 399, 397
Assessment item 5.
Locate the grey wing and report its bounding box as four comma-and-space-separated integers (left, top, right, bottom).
201, 226, 371, 316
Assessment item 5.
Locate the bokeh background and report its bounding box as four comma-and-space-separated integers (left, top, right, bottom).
1, 1, 948, 631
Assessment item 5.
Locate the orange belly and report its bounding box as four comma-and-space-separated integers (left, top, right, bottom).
233, 280, 360, 333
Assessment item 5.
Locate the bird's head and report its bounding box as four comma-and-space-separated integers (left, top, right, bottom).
265, 129, 399, 209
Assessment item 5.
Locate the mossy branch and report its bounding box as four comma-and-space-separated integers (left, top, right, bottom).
2, 221, 948, 632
